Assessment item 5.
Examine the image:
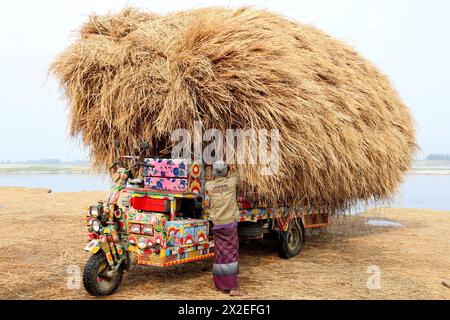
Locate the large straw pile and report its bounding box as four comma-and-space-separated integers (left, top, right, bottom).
51, 7, 416, 211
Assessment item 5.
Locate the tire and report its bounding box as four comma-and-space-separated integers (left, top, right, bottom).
238, 222, 264, 240
83, 254, 123, 296
278, 219, 304, 259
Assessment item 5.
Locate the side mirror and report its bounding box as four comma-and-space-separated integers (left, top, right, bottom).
139, 140, 149, 151
114, 139, 120, 148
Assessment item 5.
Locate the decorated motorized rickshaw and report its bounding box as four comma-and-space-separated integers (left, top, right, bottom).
83, 142, 329, 296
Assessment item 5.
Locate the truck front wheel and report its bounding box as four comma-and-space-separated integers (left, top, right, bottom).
83, 254, 123, 296
278, 219, 304, 259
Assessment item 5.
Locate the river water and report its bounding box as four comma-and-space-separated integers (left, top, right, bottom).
0, 173, 449, 211
0, 173, 110, 192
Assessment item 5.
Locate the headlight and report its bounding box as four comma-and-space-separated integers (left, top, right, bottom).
138, 237, 147, 249
90, 206, 99, 217
92, 219, 101, 232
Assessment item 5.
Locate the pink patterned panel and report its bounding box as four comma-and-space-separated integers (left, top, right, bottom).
144, 177, 188, 192
144, 158, 188, 178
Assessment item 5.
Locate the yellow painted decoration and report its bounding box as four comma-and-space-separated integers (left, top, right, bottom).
106, 252, 114, 264
137, 253, 214, 267
110, 242, 117, 255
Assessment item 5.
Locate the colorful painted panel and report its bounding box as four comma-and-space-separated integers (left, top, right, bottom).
137, 251, 214, 267
165, 219, 209, 248
126, 212, 166, 247
189, 163, 202, 178
127, 212, 166, 227
144, 177, 188, 192
187, 162, 204, 194
166, 222, 181, 246
182, 226, 196, 246
144, 158, 188, 178
195, 224, 208, 243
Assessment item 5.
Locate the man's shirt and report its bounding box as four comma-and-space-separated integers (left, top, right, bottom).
205, 173, 240, 226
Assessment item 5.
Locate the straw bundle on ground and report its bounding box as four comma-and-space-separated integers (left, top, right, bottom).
51, 7, 416, 211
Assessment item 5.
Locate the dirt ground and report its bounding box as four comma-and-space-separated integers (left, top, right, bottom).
0, 187, 449, 300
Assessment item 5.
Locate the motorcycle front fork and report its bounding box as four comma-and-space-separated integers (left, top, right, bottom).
100, 236, 126, 272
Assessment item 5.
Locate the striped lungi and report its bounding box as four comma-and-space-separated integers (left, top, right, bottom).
212, 222, 239, 291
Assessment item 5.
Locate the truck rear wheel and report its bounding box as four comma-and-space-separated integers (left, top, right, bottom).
83, 254, 123, 296
278, 219, 304, 259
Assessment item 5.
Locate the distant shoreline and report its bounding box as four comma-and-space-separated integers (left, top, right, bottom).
1, 162, 450, 175
410, 160, 450, 175
411, 170, 450, 175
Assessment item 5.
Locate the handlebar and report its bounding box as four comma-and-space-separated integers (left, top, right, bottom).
109, 161, 120, 170
132, 161, 154, 169
120, 156, 140, 160
109, 158, 155, 171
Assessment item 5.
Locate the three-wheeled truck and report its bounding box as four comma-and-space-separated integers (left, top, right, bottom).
83, 144, 329, 296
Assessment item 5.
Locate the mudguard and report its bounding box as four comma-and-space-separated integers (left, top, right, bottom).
84, 239, 101, 254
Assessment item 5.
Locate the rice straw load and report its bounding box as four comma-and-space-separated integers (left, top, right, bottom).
51, 7, 417, 211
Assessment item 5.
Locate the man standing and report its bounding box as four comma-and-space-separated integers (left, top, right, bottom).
205, 161, 246, 296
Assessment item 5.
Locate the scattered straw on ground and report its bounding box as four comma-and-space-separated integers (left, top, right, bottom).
0, 187, 448, 300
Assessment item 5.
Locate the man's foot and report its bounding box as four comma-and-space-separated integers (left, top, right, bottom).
229, 289, 247, 296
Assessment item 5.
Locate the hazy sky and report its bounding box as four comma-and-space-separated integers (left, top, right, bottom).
0, 0, 448, 161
